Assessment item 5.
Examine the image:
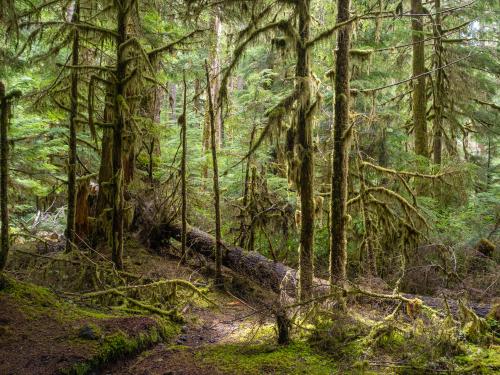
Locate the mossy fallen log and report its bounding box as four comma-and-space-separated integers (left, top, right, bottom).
150, 221, 302, 297
150, 221, 491, 317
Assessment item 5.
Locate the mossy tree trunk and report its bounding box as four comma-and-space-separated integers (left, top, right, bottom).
96, 91, 114, 222
0, 82, 9, 271
65, 0, 80, 252
432, 0, 443, 165
143, 55, 163, 184
211, 9, 223, 146
111, 1, 130, 270
180, 72, 188, 261
0, 83, 19, 271
411, 0, 428, 158
201, 10, 223, 180
296, 0, 314, 302
239, 121, 257, 249
205, 61, 223, 286
330, 0, 352, 286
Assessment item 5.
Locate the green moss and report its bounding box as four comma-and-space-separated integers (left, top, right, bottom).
2, 275, 62, 308
365, 324, 405, 353
308, 313, 369, 361
64, 321, 179, 375
455, 345, 500, 374
199, 342, 336, 375
1, 276, 121, 322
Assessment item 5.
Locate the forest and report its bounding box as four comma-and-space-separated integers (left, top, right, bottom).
0, 0, 498, 373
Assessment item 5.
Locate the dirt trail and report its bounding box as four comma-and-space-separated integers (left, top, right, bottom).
101, 249, 264, 375
102, 292, 259, 375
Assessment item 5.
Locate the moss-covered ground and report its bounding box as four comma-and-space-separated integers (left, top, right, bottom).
2, 242, 498, 375
0, 274, 179, 375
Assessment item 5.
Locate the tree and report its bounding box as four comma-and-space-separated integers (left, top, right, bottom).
0, 82, 21, 271
411, 0, 428, 158
329, 0, 352, 287
295, 0, 315, 301
180, 71, 188, 261
65, 0, 80, 252
205, 60, 223, 286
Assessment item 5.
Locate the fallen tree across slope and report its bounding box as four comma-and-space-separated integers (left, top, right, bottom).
147, 221, 492, 317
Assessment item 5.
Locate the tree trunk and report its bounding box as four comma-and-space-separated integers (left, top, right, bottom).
205, 61, 223, 286
411, 0, 428, 158
239, 122, 257, 248
201, 10, 223, 180
296, 0, 314, 302
211, 10, 223, 146
65, 0, 80, 252
180, 72, 188, 260
330, 0, 351, 286
0, 82, 9, 271
432, 0, 443, 165
95, 92, 113, 220
111, 3, 129, 270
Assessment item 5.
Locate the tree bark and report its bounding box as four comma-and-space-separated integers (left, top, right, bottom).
239, 121, 257, 249
211, 10, 223, 146
180, 72, 188, 260
330, 0, 351, 286
65, 0, 80, 252
205, 61, 223, 286
296, 0, 314, 302
0, 82, 9, 271
432, 0, 443, 165
412, 0, 428, 158
95, 91, 114, 220
111, 2, 129, 270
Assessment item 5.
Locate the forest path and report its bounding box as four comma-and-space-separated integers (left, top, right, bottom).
101, 246, 266, 375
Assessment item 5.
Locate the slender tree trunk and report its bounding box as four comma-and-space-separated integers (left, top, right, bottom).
330, 0, 352, 286
205, 61, 223, 286
194, 78, 201, 112
239, 121, 257, 248
0, 82, 9, 271
96, 91, 114, 219
432, 0, 443, 165
180, 72, 188, 261
247, 166, 257, 253
148, 138, 154, 184
486, 136, 491, 188
211, 10, 223, 146
111, 3, 129, 270
145, 55, 162, 184
201, 11, 223, 181
65, 0, 80, 252
296, 0, 314, 301
412, 0, 428, 158
169, 83, 177, 123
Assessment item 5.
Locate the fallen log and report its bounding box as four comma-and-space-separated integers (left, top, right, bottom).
150, 221, 301, 296
150, 221, 492, 317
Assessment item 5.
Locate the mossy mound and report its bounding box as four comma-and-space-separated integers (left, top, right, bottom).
198, 342, 336, 375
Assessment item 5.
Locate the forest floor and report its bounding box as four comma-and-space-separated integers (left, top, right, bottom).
1, 239, 499, 374
1, 241, 337, 374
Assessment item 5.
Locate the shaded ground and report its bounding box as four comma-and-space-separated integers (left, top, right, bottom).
0, 277, 165, 375
3, 241, 498, 375
3, 242, 267, 375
